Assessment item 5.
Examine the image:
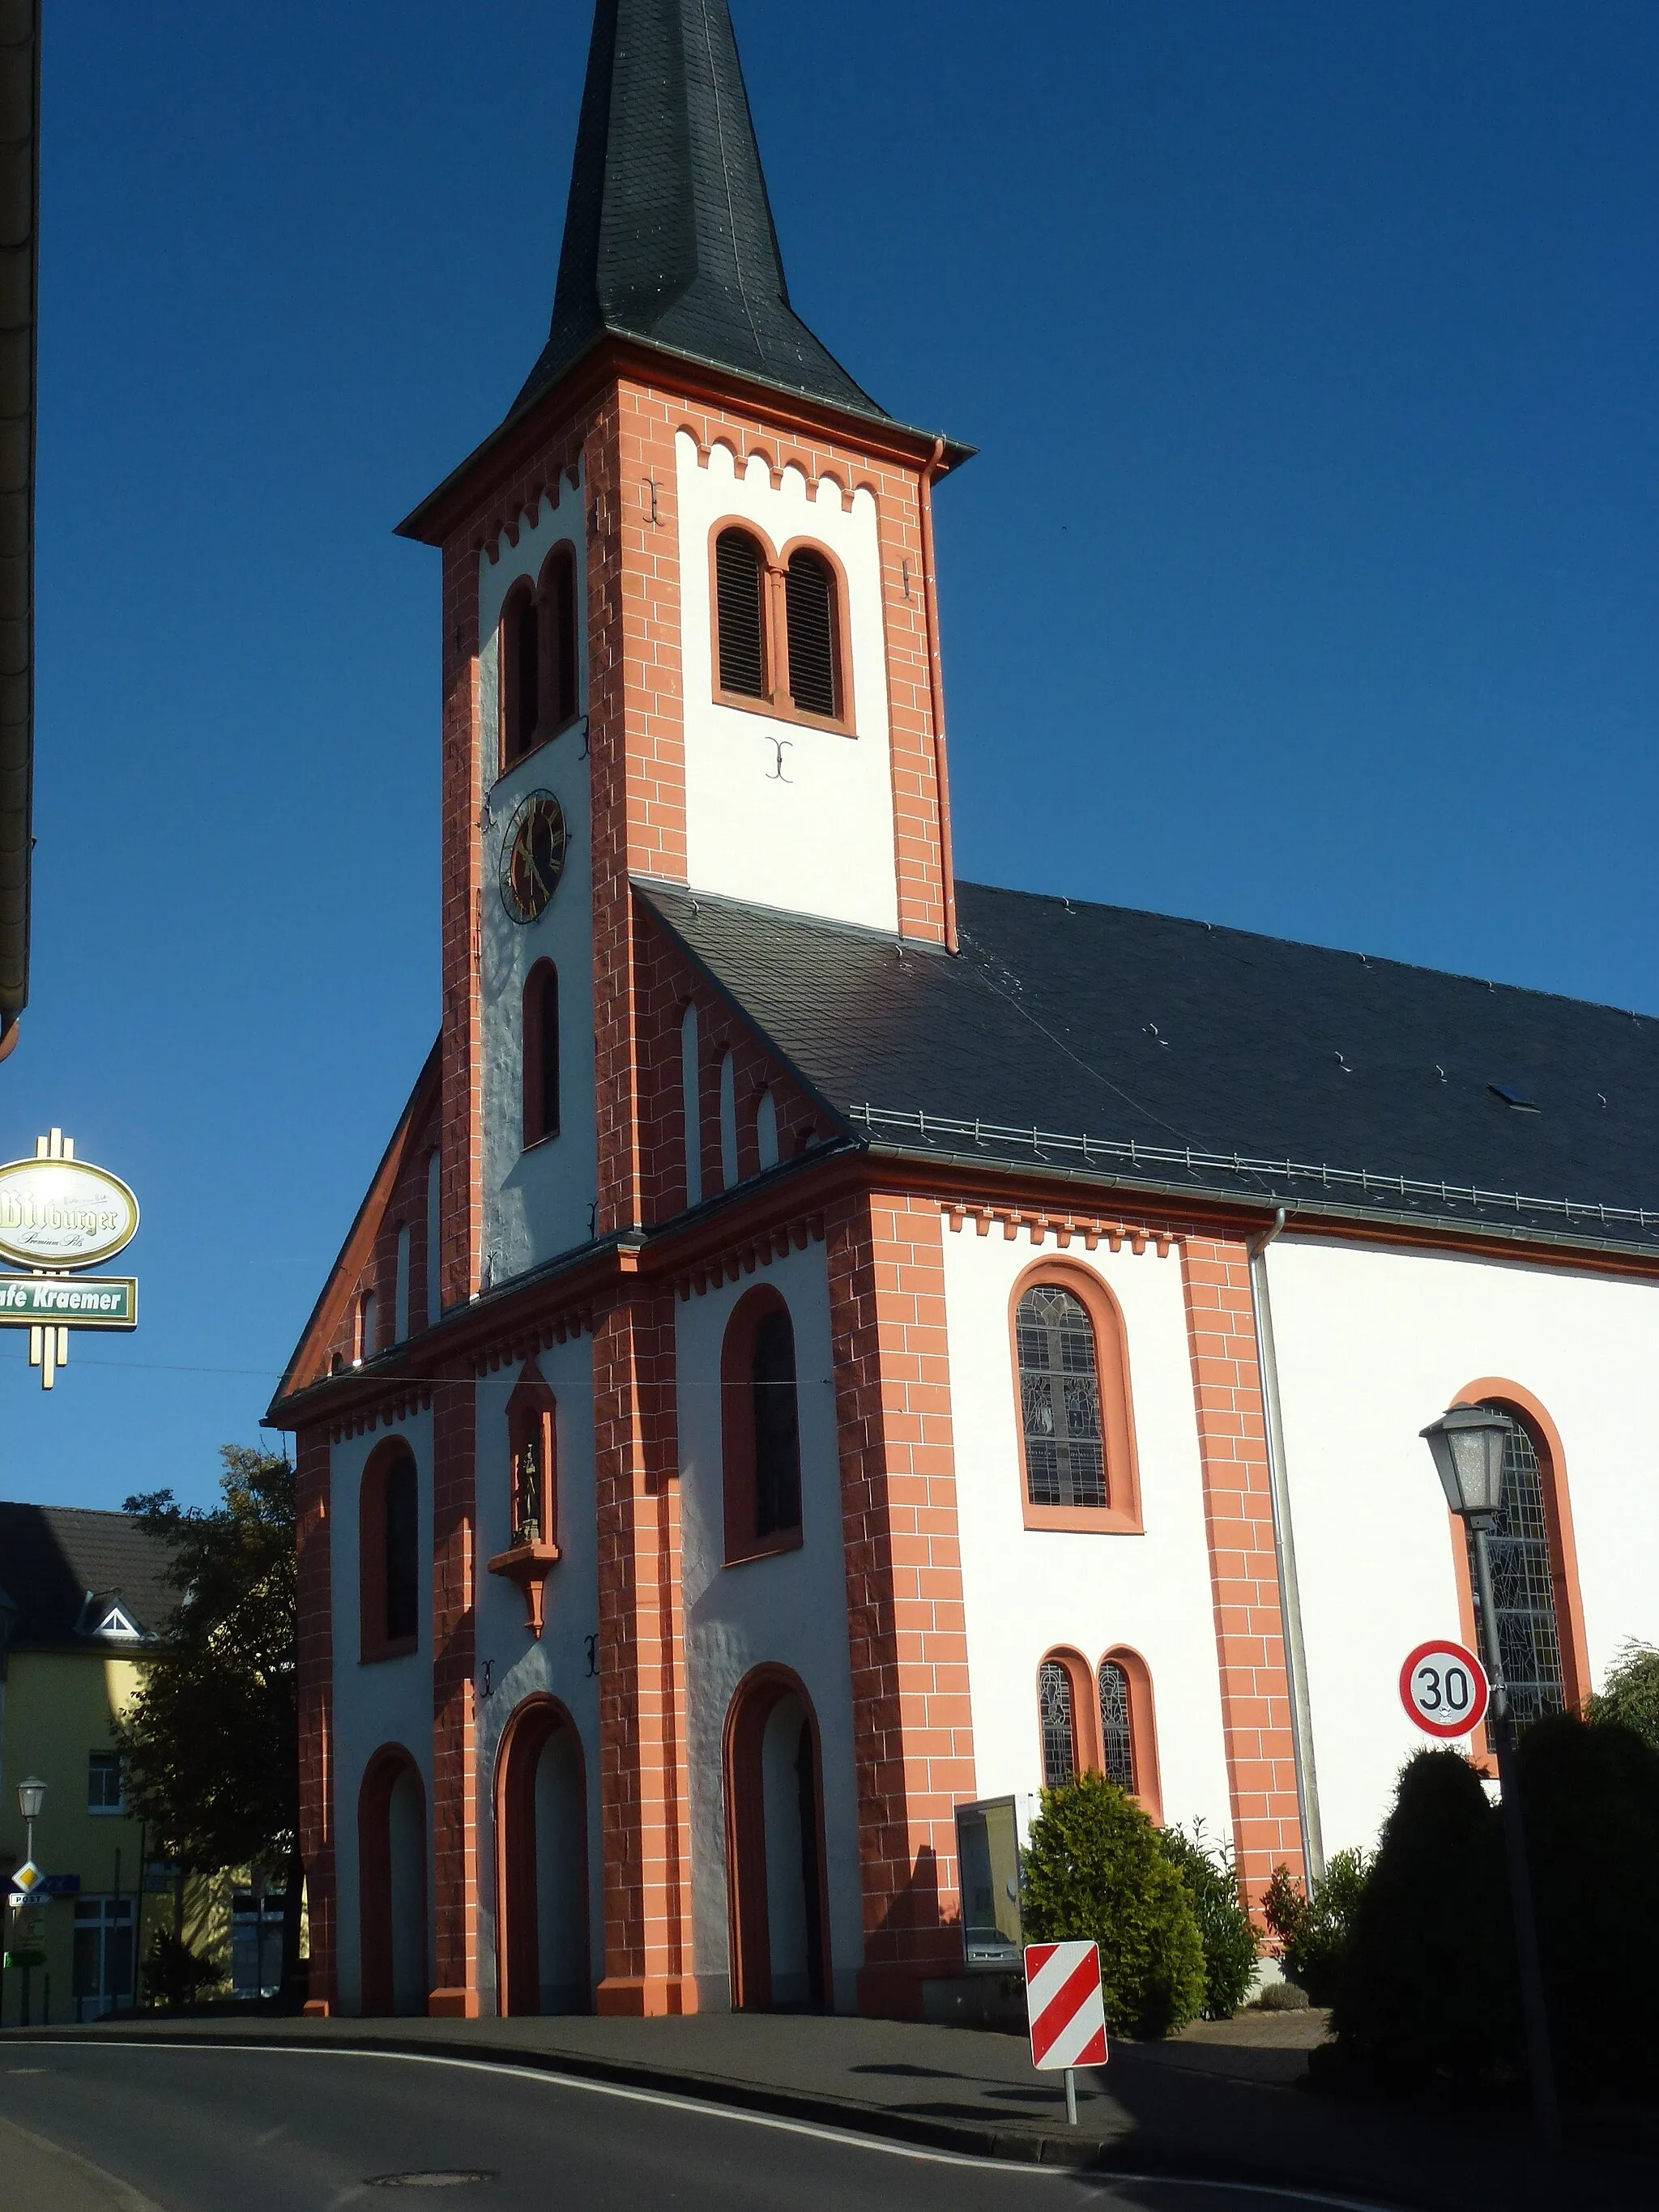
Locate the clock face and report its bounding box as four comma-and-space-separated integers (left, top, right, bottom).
501, 791, 569, 923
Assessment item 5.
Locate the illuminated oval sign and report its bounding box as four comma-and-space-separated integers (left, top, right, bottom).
0, 1157, 140, 1268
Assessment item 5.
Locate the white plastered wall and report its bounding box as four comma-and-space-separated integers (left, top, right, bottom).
470, 1335, 602, 2016
675, 1239, 865, 2013
942, 1226, 1235, 1843
1264, 1234, 1659, 1856
329, 1410, 436, 2017
674, 430, 899, 932
478, 472, 599, 1283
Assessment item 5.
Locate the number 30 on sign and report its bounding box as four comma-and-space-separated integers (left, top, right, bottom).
1399, 1639, 1491, 1739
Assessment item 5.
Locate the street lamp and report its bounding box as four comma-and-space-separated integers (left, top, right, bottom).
1420, 1407, 1560, 2148
16, 1775, 45, 1826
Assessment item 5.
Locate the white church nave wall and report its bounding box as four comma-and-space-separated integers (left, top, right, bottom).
673, 1237, 865, 2014
1265, 1234, 1659, 1860
940, 1221, 1236, 1845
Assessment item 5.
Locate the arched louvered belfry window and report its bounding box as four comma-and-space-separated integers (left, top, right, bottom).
382, 1451, 420, 1647
1098, 1659, 1136, 1792
501, 581, 539, 767
1012, 1268, 1141, 1532
540, 542, 579, 732
1038, 1660, 1077, 1792
785, 548, 838, 718
522, 960, 560, 1149
715, 529, 767, 698
1469, 1404, 1567, 1730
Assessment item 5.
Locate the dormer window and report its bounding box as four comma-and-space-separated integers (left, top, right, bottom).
712, 524, 851, 731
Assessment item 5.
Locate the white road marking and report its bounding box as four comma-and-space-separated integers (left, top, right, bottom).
1, 2040, 1397, 2210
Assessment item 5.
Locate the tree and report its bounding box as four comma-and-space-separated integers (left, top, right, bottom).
1021, 1773, 1206, 2039
1587, 1640, 1659, 1756
117, 1447, 301, 1999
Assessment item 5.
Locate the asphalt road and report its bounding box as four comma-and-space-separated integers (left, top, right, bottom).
0, 2044, 1392, 2212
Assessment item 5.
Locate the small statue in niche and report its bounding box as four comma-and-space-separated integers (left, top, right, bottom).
513, 1431, 543, 1550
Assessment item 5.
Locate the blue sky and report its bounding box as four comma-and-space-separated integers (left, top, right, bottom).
5, 1, 1656, 1511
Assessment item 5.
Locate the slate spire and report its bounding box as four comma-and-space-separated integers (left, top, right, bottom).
512, 0, 885, 422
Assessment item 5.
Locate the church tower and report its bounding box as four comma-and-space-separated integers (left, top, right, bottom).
399, 0, 970, 1314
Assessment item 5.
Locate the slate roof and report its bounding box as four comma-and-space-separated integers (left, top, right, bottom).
639, 879, 1659, 1256
511, 0, 885, 427
0, 1503, 174, 1652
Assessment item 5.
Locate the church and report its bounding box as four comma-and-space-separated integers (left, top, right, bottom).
271, 0, 1659, 2022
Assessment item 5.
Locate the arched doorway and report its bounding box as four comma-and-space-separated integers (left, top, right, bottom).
725, 1667, 830, 2011
496, 1697, 589, 2015
358, 1747, 428, 2016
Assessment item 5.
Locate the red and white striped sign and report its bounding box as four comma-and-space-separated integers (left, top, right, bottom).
1024, 1940, 1108, 2070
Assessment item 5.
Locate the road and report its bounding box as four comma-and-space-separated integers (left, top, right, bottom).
0, 2043, 1390, 2212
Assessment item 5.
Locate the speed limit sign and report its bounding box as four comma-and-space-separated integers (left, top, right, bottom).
1400, 1640, 1491, 1739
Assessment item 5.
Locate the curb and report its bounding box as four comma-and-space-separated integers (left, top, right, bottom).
0, 2022, 1417, 2200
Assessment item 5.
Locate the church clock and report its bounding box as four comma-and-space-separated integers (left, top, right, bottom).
500, 791, 569, 923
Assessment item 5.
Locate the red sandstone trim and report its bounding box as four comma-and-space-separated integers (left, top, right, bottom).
295, 1425, 336, 2012
429, 1372, 480, 2014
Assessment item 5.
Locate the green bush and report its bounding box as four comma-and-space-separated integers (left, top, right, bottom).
1331, 1750, 1516, 2085
1158, 1820, 1260, 2019
1253, 1979, 1309, 2011
142, 1928, 221, 2010
1587, 1641, 1659, 1757
1261, 1848, 1371, 2005
1517, 1711, 1659, 2097
1021, 1773, 1206, 2039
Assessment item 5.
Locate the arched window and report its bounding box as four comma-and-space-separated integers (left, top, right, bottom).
1011, 1267, 1141, 1532
718, 1048, 738, 1190
425, 1149, 441, 1328
522, 960, 560, 1149
360, 1441, 420, 1662
681, 1004, 702, 1208
715, 529, 767, 698
357, 1289, 378, 1366
1470, 1404, 1565, 1728
394, 1223, 412, 1343
1098, 1659, 1135, 1792
540, 543, 579, 733
755, 1087, 778, 1170
1038, 1660, 1077, 1791
721, 1289, 803, 1563
501, 580, 539, 768
785, 548, 839, 718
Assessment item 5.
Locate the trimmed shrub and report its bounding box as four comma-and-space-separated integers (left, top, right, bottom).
1586, 1641, 1659, 1758
1261, 1848, 1371, 2005
1158, 1820, 1260, 2019
1253, 1979, 1310, 2011
1021, 1773, 1206, 2039
1518, 1711, 1659, 2096
1331, 1750, 1516, 2086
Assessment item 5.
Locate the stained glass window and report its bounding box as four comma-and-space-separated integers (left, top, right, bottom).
1468, 1411, 1565, 1735
1017, 1285, 1107, 1508
1098, 1660, 1136, 1792
1039, 1660, 1077, 1791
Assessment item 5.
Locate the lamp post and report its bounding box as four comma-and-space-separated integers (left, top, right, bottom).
12, 1775, 46, 2029
1420, 1408, 1560, 2149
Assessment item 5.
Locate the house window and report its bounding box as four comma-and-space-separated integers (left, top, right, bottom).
522, 959, 560, 1148
360, 1440, 421, 1662
785, 549, 838, 718
1469, 1409, 1566, 1731
72, 1897, 134, 2021
1012, 1267, 1141, 1532
231, 1889, 288, 2001
718, 1049, 738, 1189
755, 1086, 778, 1170
425, 1149, 441, 1327
87, 1751, 125, 1813
721, 1289, 803, 1562
357, 1289, 378, 1366
501, 580, 539, 767
715, 529, 767, 697
1098, 1660, 1135, 1793
1038, 1660, 1077, 1791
